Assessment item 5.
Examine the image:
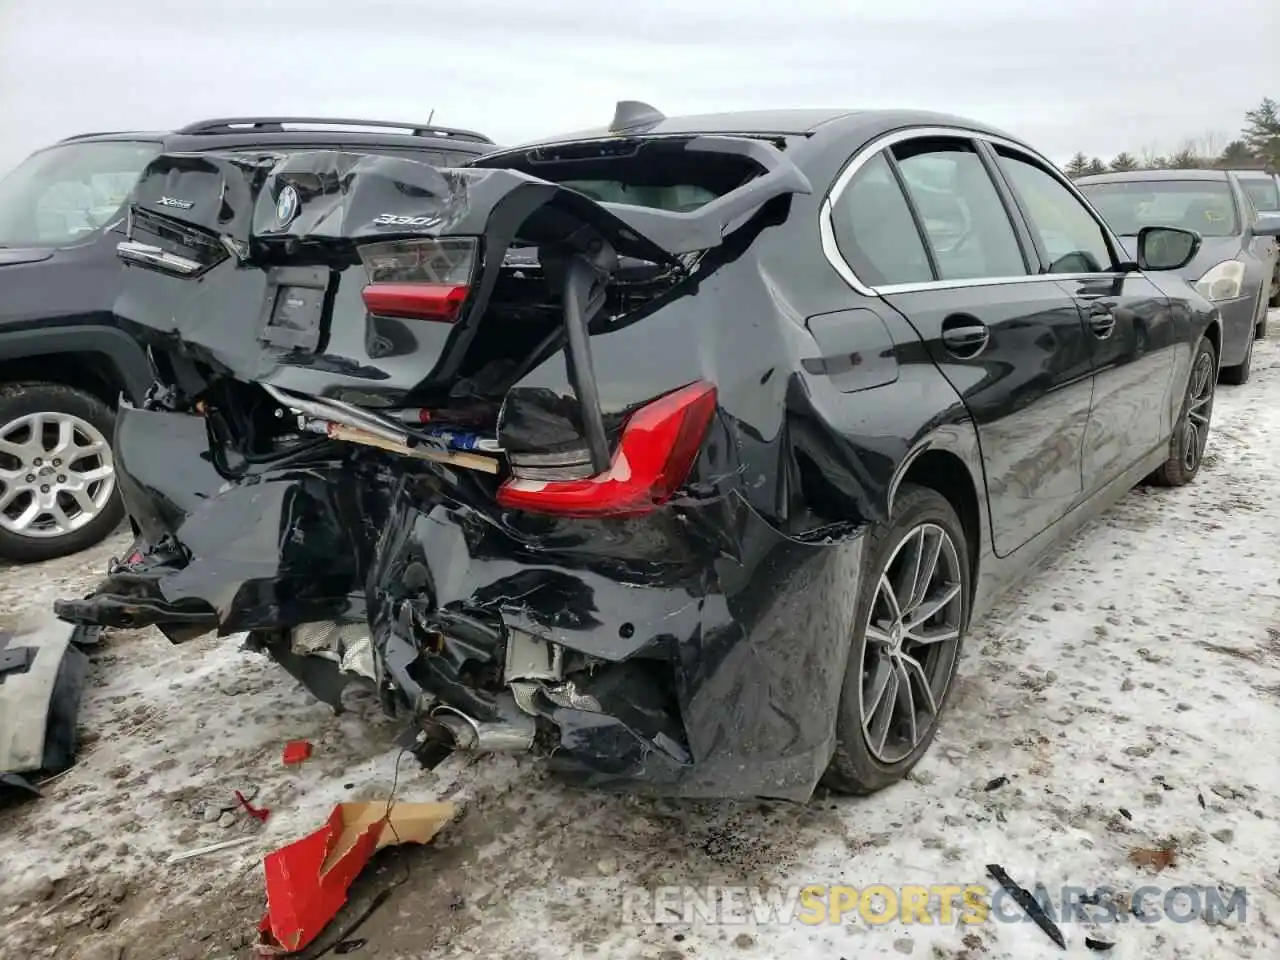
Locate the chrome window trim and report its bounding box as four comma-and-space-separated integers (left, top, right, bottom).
820, 125, 1131, 296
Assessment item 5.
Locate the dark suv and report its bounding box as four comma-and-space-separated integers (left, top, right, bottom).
0, 117, 496, 561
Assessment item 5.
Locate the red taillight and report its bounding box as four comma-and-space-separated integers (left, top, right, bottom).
358, 237, 476, 324
496, 381, 718, 518
361, 282, 469, 322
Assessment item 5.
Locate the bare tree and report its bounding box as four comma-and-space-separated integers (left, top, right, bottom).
1193, 130, 1228, 163
1138, 142, 1167, 169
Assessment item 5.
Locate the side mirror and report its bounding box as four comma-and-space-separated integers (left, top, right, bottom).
1252, 213, 1280, 238
1136, 225, 1200, 271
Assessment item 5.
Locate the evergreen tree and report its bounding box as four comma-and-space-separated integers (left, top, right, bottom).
1243, 98, 1280, 168
1219, 140, 1254, 165
1065, 152, 1090, 178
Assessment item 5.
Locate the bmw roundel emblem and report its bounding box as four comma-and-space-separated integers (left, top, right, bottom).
275, 184, 300, 226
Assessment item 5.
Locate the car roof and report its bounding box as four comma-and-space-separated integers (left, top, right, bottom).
479, 105, 1031, 161
1076, 169, 1231, 184
1225, 168, 1278, 179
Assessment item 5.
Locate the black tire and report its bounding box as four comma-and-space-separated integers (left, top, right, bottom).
1150, 336, 1215, 487
823, 483, 971, 795
0, 382, 124, 563
1219, 331, 1251, 386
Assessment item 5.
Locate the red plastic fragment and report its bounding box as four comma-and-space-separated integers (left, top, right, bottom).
282, 740, 313, 765
235, 790, 270, 823
256, 801, 454, 954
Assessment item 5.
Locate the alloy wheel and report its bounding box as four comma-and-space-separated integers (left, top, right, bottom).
0, 412, 115, 539
859, 522, 964, 764
1182, 350, 1214, 473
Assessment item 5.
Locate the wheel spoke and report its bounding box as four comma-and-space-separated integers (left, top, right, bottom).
878, 574, 903, 624
908, 529, 943, 613
865, 622, 894, 647
895, 658, 918, 746
48, 501, 75, 532
862, 652, 894, 724
905, 581, 962, 631
0, 485, 21, 510
71, 437, 107, 460
69, 487, 98, 516
891, 529, 924, 615
26, 414, 47, 453
905, 624, 961, 646
901, 652, 938, 717
54, 418, 75, 455
867, 668, 899, 755
0, 438, 28, 459
71, 465, 113, 485
10, 499, 41, 531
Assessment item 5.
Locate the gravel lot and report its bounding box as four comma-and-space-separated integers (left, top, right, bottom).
2, 315, 1278, 960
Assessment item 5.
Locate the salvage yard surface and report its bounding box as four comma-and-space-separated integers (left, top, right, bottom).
3, 318, 1280, 960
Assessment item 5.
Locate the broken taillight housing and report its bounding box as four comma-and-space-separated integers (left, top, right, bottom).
496, 381, 718, 518
358, 237, 476, 323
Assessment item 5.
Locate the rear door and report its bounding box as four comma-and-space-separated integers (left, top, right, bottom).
987, 145, 1177, 494
827, 134, 1093, 557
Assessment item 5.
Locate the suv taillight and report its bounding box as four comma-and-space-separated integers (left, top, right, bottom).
358, 237, 476, 323
496, 381, 718, 518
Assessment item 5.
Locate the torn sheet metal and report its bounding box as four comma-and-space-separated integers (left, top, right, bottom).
58, 410, 863, 798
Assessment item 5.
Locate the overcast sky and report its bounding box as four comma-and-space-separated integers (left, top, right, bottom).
1, 0, 1275, 172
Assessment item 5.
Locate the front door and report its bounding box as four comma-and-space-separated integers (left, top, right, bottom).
987, 145, 1178, 492
827, 135, 1094, 557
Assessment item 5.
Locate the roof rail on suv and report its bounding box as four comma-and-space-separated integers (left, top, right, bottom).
174, 117, 494, 144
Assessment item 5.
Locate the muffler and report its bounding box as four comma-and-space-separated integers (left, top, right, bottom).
430, 701, 536, 753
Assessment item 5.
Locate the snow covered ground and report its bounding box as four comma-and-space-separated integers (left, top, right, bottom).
2, 317, 1278, 960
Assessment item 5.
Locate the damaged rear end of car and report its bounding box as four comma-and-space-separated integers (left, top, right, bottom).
55, 128, 868, 800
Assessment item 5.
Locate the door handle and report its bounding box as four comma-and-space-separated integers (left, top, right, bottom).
940, 315, 989, 358
1089, 308, 1116, 339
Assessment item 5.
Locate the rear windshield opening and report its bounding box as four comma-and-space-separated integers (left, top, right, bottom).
476, 137, 764, 212
1078, 179, 1240, 238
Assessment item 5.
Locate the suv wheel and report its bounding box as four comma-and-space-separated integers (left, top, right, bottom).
0, 383, 124, 562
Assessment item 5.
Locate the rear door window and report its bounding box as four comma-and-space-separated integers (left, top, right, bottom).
1240, 177, 1280, 213
891, 138, 1028, 281
829, 151, 933, 285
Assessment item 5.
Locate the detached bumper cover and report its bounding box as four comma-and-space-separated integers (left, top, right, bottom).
0, 620, 92, 783
58, 407, 864, 800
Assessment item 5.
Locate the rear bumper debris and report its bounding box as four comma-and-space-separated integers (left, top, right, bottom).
57, 407, 865, 801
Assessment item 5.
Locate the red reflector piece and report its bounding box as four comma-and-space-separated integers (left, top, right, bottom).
361, 282, 468, 323
496, 381, 718, 518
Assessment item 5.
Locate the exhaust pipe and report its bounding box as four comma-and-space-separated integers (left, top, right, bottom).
260, 382, 410, 445
431, 703, 536, 753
